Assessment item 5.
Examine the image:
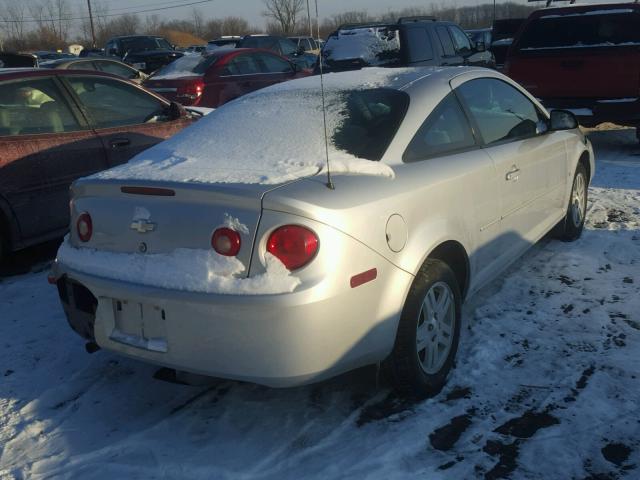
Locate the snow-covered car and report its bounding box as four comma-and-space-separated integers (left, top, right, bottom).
50, 67, 594, 396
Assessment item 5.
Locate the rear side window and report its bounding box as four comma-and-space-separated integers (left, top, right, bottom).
436, 26, 456, 56
0, 78, 82, 136
403, 92, 475, 162
517, 11, 640, 51
457, 78, 545, 145
333, 88, 409, 161
405, 28, 434, 62
221, 55, 261, 75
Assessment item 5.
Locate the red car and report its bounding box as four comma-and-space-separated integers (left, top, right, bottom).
144, 48, 309, 108
0, 69, 200, 261
505, 3, 640, 138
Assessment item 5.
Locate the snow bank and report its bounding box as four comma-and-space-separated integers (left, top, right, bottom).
56, 238, 300, 295
92, 68, 428, 185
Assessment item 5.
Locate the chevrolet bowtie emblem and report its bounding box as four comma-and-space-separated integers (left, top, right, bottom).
130, 219, 156, 233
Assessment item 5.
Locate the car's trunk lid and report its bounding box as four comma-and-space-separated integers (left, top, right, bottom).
70, 179, 289, 272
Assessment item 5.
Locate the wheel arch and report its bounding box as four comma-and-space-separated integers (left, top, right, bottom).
425, 240, 470, 300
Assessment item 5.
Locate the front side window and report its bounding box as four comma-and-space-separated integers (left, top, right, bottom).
67, 76, 165, 129
257, 53, 293, 73
436, 26, 456, 56
457, 78, 545, 145
0, 78, 82, 136
403, 92, 476, 162
449, 26, 472, 54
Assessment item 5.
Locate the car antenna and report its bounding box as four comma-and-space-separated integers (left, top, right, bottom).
313, 0, 335, 190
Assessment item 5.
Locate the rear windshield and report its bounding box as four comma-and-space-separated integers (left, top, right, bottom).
151, 54, 219, 79
323, 26, 402, 68
121, 37, 172, 53
517, 10, 640, 51
333, 88, 409, 161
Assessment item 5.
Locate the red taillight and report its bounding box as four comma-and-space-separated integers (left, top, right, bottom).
76, 213, 92, 242
177, 81, 204, 102
212, 228, 241, 256
267, 225, 319, 271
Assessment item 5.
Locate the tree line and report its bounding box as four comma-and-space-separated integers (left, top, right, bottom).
0, 0, 536, 52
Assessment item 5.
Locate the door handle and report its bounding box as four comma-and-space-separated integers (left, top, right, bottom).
110, 138, 131, 149
506, 166, 520, 182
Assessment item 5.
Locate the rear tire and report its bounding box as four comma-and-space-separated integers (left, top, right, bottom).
387, 259, 461, 398
557, 163, 588, 242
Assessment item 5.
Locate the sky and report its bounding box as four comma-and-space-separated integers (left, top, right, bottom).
71, 0, 489, 27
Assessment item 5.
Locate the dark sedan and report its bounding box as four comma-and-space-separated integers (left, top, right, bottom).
0, 69, 200, 261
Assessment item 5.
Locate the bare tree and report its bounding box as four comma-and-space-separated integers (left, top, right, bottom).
262, 0, 304, 35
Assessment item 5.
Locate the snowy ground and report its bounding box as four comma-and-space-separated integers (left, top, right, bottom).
1, 126, 639, 480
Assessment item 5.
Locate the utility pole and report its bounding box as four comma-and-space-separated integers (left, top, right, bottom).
493, 0, 497, 26
87, 0, 97, 48
306, 0, 313, 38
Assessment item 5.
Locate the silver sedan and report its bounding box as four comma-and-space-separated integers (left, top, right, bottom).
51, 67, 594, 397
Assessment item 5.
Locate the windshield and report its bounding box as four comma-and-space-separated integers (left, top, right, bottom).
517, 11, 640, 50
323, 27, 401, 68
151, 54, 219, 79
121, 37, 172, 53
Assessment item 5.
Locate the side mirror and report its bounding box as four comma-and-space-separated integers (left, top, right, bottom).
475, 41, 486, 52
550, 109, 578, 131
168, 101, 187, 120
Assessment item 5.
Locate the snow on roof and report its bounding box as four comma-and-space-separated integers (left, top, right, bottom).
92, 68, 433, 186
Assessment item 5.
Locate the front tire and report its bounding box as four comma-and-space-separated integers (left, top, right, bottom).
387, 259, 461, 398
557, 163, 588, 242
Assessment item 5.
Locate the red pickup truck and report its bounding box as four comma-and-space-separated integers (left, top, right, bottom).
505, 3, 640, 139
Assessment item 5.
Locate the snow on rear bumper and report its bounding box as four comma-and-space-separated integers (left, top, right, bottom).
51, 249, 413, 388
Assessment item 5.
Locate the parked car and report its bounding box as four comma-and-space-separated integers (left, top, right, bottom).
491, 18, 525, 69
51, 67, 593, 397
105, 35, 183, 74
505, 3, 640, 139
206, 36, 242, 51
79, 48, 105, 58
0, 69, 201, 261
288, 36, 321, 55
0, 52, 38, 68
184, 45, 206, 55
320, 16, 494, 73
41, 58, 148, 83
33, 51, 76, 62
144, 48, 309, 108
237, 35, 317, 70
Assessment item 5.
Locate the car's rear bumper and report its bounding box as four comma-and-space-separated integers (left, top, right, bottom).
52, 257, 413, 388
541, 97, 640, 127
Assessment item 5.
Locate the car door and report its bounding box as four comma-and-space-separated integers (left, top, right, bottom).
208, 54, 264, 106
435, 26, 464, 66
0, 76, 107, 241
401, 91, 502, 291
454, 76, 568, 252
63, 75, 191, 167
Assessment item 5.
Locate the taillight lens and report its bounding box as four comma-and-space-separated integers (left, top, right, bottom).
177, 81, 204, 102
76, 213, 92, 242
212, 228, 241, 256
267, 225, 319, 270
